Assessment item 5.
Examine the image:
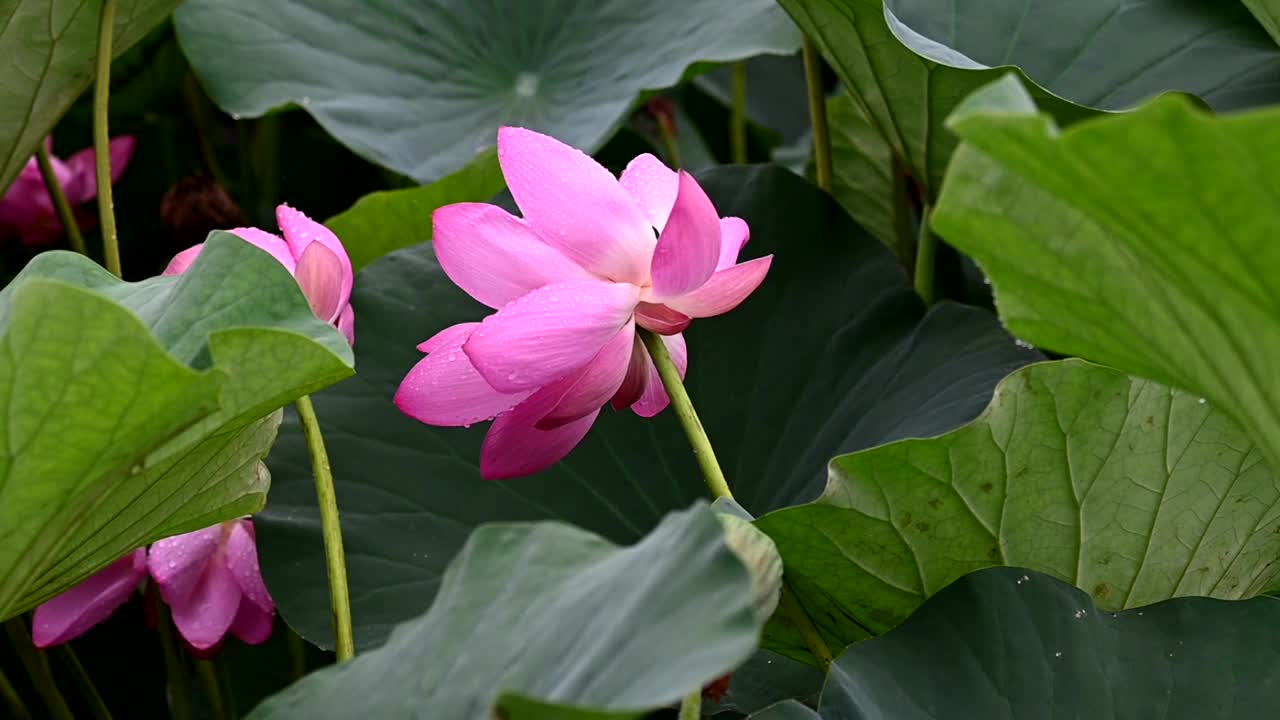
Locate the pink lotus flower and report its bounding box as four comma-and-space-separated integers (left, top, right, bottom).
165, 204, 355, 345
395, 127, 772, 479
31, 548, 147, 648
0, 136, 135, 247
148, 519, 275, 650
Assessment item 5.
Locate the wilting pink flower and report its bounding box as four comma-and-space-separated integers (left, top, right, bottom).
164, 204, 355, 345
0, 136, 135, 247
396, 127, 772, 479
148, 519, 275, 650
31, 548, 147, 648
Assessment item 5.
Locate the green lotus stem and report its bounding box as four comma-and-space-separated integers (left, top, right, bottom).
639, 328, 732, 501
0, 664, 31, 720
802, 35, 832, 192
196, 660, 228, 720
295, 394, 356, 661
34, 146, 88, 256
287, 628, 308, 679
658, 120, 682, 170
181, 73, 231, 189
678, 689, 702, 720
730, 61, 748, 164
640, 329, 835, 668
54, 645, 111, 720
914, 204, 936, 306
94, 0, 121, 277
3, 619, 72, 720
891, 157, 916, 269
216, 655, 238, 719
154, 595, 195, 720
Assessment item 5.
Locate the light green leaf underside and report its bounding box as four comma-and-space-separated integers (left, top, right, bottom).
756, 360, 1280, 658
175, 0, 800, 183
933, 77, 1280, 476
248, 505, 760, 720
823, 93, 903, 255
0, 0, 181, 192
0, 234, 353, 618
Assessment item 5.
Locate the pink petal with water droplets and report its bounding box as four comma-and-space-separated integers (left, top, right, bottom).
229, 227, 298, 274
416, 322, 478, 354
148, 525, 223, 605
610, 336, 649, 410
294, 240, 345, 322
168, 558, 241, 650
619, 153, 678, 231
480, 401, 600, 480
228, 596, 274, 645
276, 204, 353, 302
433, 202, 593, 309
634, 302, 691, 335
717, 217, 749, 270
396, 323, 531, 426
463, 279, 641, 393
664, 255, 772, 318
163, 244, 205, 276
498, 127, 654, 284
337, 304, 355, 346
649, 172, 722, 299
631, 333, 687, 418
224, 521, 274, 613
32, 548, 146, 648
536, 320, 635, 428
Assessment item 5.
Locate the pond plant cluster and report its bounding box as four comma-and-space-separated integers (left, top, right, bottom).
2, 1, 1280, 718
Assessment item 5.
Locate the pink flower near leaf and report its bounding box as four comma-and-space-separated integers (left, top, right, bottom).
163, 204, 356, 345
31, 548, 147, 648
0, 136, 135, 247
147, 519, 275, 650
396, 127, 772, 479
